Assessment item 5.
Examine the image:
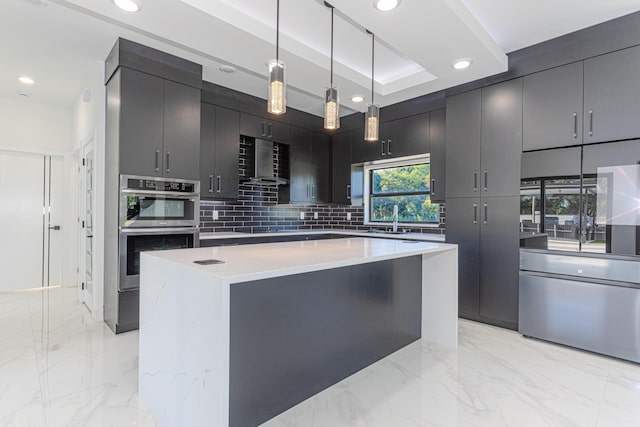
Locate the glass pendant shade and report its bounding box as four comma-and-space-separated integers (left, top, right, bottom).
324, 86, 340, 130
364, 104, 380, 141
268, 60, 286, 115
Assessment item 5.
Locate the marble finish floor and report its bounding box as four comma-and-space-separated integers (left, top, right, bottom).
1, 287, 639, 427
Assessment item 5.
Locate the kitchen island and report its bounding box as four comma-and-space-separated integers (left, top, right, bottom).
139, 237, 458, 427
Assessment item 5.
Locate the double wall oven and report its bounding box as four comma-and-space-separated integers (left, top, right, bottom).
119, 175, 200, 291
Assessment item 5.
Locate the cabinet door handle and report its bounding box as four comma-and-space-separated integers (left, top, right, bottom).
588, 109, 594, 137
473, 170, 478, 192
216, 176, 221, 193
483, 203, 488, 225
381, 140, 386, 156
346, 184, 351, 200
208, 174, 214, 193
483, 169, 488, 192
473, 203, 478, 224
268, 122, 273, 138
166, 152, 170, 174
431, 179, 436, 197
261, 121, 266, 137
573, 112, 578, 138
387, 139, 392, 155
155, 150, 160, 172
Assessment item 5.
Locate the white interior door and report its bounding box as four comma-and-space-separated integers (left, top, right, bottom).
0, 151, 45, 291
0, 151, 65, 292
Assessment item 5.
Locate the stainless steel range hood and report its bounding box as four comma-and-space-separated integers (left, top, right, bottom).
247, 139, 288, 186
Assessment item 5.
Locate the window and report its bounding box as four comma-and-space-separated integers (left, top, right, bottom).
364, 156, 439, 224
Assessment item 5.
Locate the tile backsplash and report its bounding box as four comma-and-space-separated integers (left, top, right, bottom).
201, 135, 445, 235
200, 183, 446, 235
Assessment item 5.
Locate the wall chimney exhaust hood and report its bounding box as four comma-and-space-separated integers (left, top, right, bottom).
247, 139, 288, 186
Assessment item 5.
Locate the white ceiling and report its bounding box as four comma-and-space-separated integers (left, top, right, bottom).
1, 0, 640, 117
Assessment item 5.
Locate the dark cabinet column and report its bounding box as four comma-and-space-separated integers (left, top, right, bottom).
289, 127, 312, 202
429, 109, 446, 203
479, 196, 520, 328
481, 78, 523, 197
522, 62, 584, 151
200, 103, 216, 196
445, 89, 481, 198
445, 197, 480, 318
163, 80, 201, 180
331, 131, 352, 204
311, 132, 331, 203
584, 45, 640, 144
118, 68, 164, 177
214, 107, 240, 199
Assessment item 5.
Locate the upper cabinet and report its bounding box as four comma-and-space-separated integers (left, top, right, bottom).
583, 44, 640, 144
331, 129, 360, 204
380, 113, 430, 158
523, 62, 584, 151
288, 128, 331, 203
117, 67, 200, 180
446, 78, 523, 198
351, 113, 430, 162
523, 45, 640, 150
240, 113, 290, 143
428, 109, 446, 204
200, 103, 240, 200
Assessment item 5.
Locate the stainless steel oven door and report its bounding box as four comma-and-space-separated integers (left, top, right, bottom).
120, 191, 199, 228
118, 227, 200, 291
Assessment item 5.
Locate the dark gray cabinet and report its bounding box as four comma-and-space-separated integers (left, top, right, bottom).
429, 109, 446, 203
446, 80, 522, 198
445, 89, 481, 198
240, 113, 290, 143
379, 113, 430, 158
288, 128, 331, 203
523, 62, 584, 151
351, 133, 380, 163
583, 44, 640, 144
163, 80, 201, 180
479, 196, 520, 327
444, 197, 480, 318
200, 103, 240, 199
445, 79, 522, 330
312, 132, 331, 203
117, 67, 200, 180
481, 78, 523, 197
331, 131, 352, 204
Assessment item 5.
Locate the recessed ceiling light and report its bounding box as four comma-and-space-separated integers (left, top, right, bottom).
219, 66, 237, 74
374, 0, 400, 12
453, 59, 472, 70
17, 90, 31, 98
112, 0, 142, 12
19, 76, 35, 85
351, 95, 364, 103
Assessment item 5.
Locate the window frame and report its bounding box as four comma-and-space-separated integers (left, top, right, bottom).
363, 154, 440, 227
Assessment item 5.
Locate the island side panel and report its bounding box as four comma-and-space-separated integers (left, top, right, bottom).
421, 247, 459, 347
228, 256, 422, 427
139, 253, 230, 427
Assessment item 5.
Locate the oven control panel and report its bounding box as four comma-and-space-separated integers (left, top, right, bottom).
125, 178, 196, 193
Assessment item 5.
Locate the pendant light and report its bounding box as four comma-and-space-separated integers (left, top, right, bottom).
364, 30, 379, 142
268, 0, 286, 115
324, 2, 340, 130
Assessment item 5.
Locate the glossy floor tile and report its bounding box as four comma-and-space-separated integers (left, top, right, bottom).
1, 286, 639, 426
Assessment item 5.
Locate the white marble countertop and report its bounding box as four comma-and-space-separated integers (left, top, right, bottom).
145, 237, 455, 284
199, 229, 446, 242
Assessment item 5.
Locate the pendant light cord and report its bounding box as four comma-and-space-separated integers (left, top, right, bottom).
330, 6, 334, 86
371, 32, 375, 104
276, 0, 280, 63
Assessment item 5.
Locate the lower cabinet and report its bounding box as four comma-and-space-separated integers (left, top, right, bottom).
446, 196, 520, 329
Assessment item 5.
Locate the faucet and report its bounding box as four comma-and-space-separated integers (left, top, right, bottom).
392, 205, 398, 233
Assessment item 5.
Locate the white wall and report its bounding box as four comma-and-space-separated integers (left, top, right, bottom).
71, 61, 106, 320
